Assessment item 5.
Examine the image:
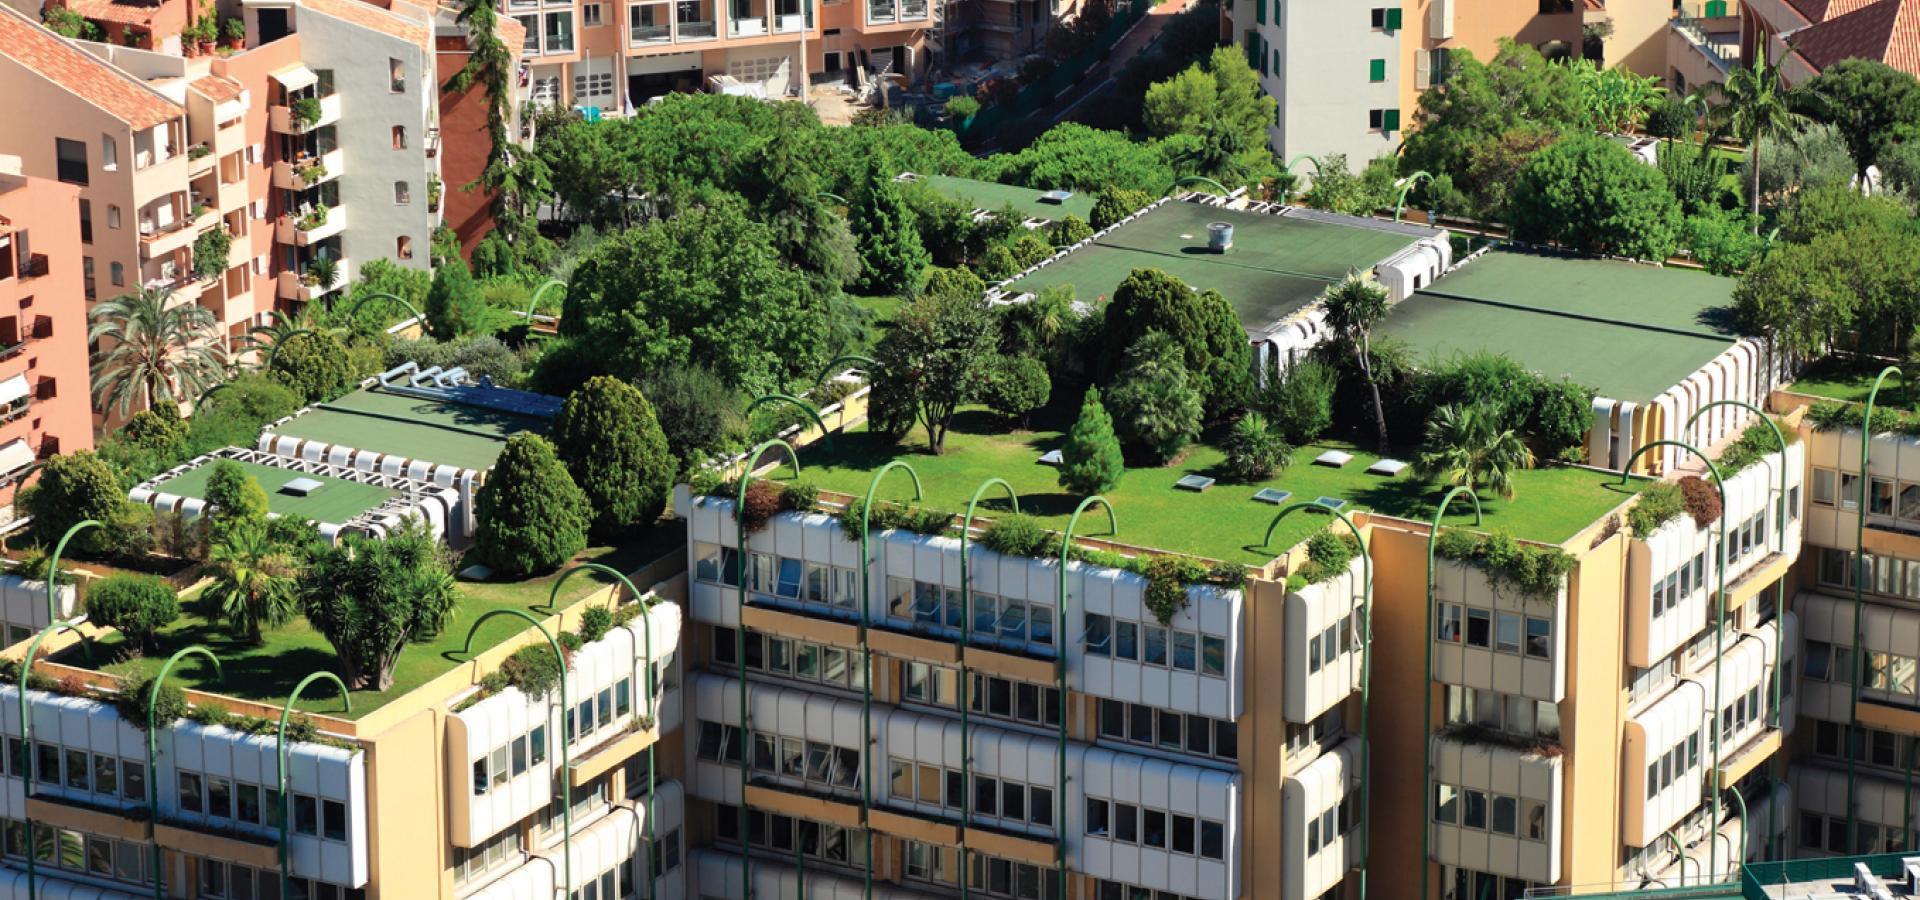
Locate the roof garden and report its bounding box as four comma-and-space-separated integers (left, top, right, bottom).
788, 402, 1642, 566
55, 527, 684, 717
265, 384, 551, 470
1006, 201, 1428, 335
143, 458, 396, 524
1378, 249, 1742, 402
1783, 355, 1917, 407
914, 174, 1098, 222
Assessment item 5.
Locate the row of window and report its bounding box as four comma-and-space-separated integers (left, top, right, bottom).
1800, 811, 1911, 856
511, 10, 577, 54
200, 857, 360, 900
1304, 785, 1360, 858
714, 626, 868, 692
565, 676, 638, 746
886, 757, 1055, 830
453, 825, 522, 887
696, 721, 864, 794
1094, 883, 1209, 900
1096, 699, 1238, 762
1814, 546, 1920, 600
1304, 607, 1363, 676
887, 576, 1056, 650
1811, 468, 1920, 522
1285, 707, 1344, 757
716, 804, 869, 868
1084, 797, 1226, 860
1644, 729, 1702, 801
1432, 783, 1549, 842
1440, 866, 1535, 900
1434, 603, 1553, 660
0, 817, 150, 888
903, 840, 1065, 900
14, 739, 145, 804
1809, 718, 1920, 770
1084, 614, 1226, 677
473, 722, 551, 796
1443, 687, 1562, 743
179, 769, 347, 842
1651, 549, 1709, 620
1807, 637, 1920, 700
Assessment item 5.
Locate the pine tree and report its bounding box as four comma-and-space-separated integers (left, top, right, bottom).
849, 164, 930, 297
1059, 387, 1124, 495
552, 376, 673, 537
473, 434, 590, 576
425, 259, 488, 340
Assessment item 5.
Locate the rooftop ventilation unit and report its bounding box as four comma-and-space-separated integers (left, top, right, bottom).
281, 477, 326, 497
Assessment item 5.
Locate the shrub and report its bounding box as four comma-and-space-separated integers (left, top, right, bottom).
1438, 529, 1574, 599
579, 606, 613, 644
1052, 216, 1094, 246
1678, 475, 1722, 528
1718, 420, 1795, 476
473, 434, 591, 576
923, 266, 986, 301
983, 354, 1052, 424
203, 460, 269, 537
944, 95, 981, 122
115, 674, 189, 731
980, 514, 1049, 557
1144, 556, 1207, 624
1059, 387, 1124, 494
905, 507, 953, 536
639, 366, 741, 474
1260, 359, 1336, 444
1628, 482, 1685, 538
192, 228, 232, 281
85, 574, 181, 654
1294, 530, 1359, 585
499, 643, 564, 696
123, 406, 189, 462
1807, 400, 1904, 434
736, 480, 785, 535
269, 332, 357, 403
1224, 414, 1290, 482
1090, 188, 1153, 229
780, 481, 820, 513
425, 259, 490, 340
1433, 527, 1482, 561
20, 451, 131, 559
1108, 332, 1204, 464
552, 377, 674, 538
187, 701, 235, 728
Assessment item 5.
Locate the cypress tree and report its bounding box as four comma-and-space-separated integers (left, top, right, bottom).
473, 434, 590, 576
552, 376, 673, 537
1059, 387, 1124, 495
849, 164, 930, 297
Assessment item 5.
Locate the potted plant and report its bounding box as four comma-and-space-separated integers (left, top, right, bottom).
297, 162, 327, 185
297, 203, 329, 231
307, 256, 340, 292
427, 175, 443, 212
290, 97, 322, 130
222, 16, 244, 47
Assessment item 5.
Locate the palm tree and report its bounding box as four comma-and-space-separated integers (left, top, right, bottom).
88, 287, 229, 417
1414, 402, 1536, 500
201, 520, 299, 644
1707, 46, 1808, 231
1319, 272, 1393, 452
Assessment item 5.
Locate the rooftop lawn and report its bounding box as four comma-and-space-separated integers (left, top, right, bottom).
1784, 357, 1916, 407
789, 404, 1641, 565
919, 174, 1097, 222
1008, 201, 1426, 335
148, 459, 395, 524
70, 524, 684, 717
267, 387, 550, 471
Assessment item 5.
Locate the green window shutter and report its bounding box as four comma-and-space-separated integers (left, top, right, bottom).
1369, 58, 1386, 81
1255, 0, 1265, 24
1246, 31, 1260, 70
1385, 6, 1402, 29
1383, 108, 1401, 131
1272, 0, 1281, 23
1272, 49, 1280, 75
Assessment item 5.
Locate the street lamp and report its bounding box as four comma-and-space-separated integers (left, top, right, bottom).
958, 478, 1019, 900
147, 646, 224, 900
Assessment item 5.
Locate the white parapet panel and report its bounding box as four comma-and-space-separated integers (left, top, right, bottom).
1280, 736, 1361, 900
1430, 558, 1568, 703
1428, 732, 1563, 885
689, 849, 947, 900
1283, 556, 1366, 724
462, 782, 687, 900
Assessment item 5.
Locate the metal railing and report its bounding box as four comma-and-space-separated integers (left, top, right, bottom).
630, 23, 671, 43
1671, 17, 1737, 72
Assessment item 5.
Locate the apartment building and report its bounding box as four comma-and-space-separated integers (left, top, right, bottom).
1229, 0, 1673, 165
1737, 0, 1920, 84
0, 156, 95, 508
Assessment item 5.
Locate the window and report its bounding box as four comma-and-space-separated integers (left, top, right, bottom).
101, 135, 118, 171
77, 200, 92, 245
544, 11, 576, 52
394, 181, 410, 204
1525, 617, 1551, 658
1437, 602, 1462, 642
110, 262, 124, 287
106, 205, 121, 230
1813, 468, 1836, 506
55, 139, 88, 186
1368, 6, 1402, 28
1368, 58, 1386, 81
388, 58, 406, 92
1369, 108, 1402, 131
1465, 609, 1490, 647
398, 236, 414, 260
392, 126, 408, 150
583, 2, 604, 24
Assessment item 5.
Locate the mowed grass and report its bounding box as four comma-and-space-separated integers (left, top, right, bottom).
1786, 357, 1916, 407
790, 403, 1641, 565
75, 524, 684, 717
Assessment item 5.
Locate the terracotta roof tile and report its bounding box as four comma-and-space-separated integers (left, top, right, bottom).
190, 74, 243, 102
64, 0, 172, 28
299, 0, 431, 48
0, 6, 181, 129
1791, 0, 1920, 75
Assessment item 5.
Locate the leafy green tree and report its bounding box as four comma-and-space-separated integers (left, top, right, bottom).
326, 259, 431, 336
1101, 268, 1251, 415
1683, 208, 1767, 275
1107, 331, 1204, 463
83, 574, 180, 654
983, 354, 1051, 426
986, 124, 1174, 196
1142, 47, 1276, 182
201, 519, 298, 644
552, 377, 672, 537
123, 405, 189, 463
1052, 216, 1094, 246
203, 460, 269, 543
744, 137, 861, 291
88, 287, 229, 417
269, 331, 357, 403
1414, 402, 1535, 499
849, 163, 931, 297
1260, 359, 1337, 444
1301, 154, 1399, 216
1059, 387, 1123, 494
1779, 185, 1913, 243
473, 434, 591, 576
1459, 125, 1561, 221
1735, 226, 1920, 356
299, 523, 458, 690
556, 199, 829, 395
638, 366, 741, 473
1319, 274, 1393, 452
192, 228, 232, 282
998, 285, 1078, 359
923, 266, 986, 301
1508, 133, 1682, 260
1707, 49, 1809, 228
1402, 41, 1583, 200
20, 452, 130, 558
1090, 188, 1154, 229
424, 259, 490, 340
1799, 59, 1920, 183
873, 293, 998, 452
1224, 413, 1290, 482
1566, 59, 1666, 132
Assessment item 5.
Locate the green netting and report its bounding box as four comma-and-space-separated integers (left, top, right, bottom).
153, 459, 395, 524
958, 0, 1149, 135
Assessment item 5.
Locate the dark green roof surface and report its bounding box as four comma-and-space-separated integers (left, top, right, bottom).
268, 387, 549, 470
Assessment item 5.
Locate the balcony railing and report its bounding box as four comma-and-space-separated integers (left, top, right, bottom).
1671, 17, 1738, 73
679, 18, 716, 37
727, 14, 767, 35
16, 254, 47, 281
0, 341, 27, 364
0, 399, 30, 425
631, 22, 671, 43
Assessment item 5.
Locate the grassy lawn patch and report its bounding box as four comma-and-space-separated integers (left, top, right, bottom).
1786, 357, 1915, 407
789, 403, 1639, 565
71, 524, 684, 717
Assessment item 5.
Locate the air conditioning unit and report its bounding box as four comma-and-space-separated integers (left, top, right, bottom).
1429, 0, 1453, 39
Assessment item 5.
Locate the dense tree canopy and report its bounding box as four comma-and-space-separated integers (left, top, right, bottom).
1508, 133, 1683, 260
300, 524, 457, 691
552, 377, 673, 537
1401, 41, 1583, 214
1798, 59, 1920, 181
1100, 268, 1251, 415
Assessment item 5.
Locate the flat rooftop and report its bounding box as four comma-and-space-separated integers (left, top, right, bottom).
1007, 201, 1427, 335
1379, 249, 1741, 401
916, 174, 1098, 222
148, 458, 395, 523
267, 385, 551, 470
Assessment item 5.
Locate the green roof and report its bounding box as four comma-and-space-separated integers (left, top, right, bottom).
919, 174, 1097, 221
1008, 201, 1424, 333
268, 387, 549, 470
1379, 250, 1741, 402
152, 459, 395, 524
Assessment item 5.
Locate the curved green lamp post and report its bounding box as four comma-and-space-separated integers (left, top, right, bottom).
459, 610, 572, 899
276, 672, 351, 900
1847, 366, 1904, 856
1163, 176, 1230, 197
1662, 829, 1692, 886
148, 646, 223, 900
341, 291, 425, 327
1619, 440, 1729, 880
744, 394, 833, 450
814, 354, 879, 389
1285, 155, 1321, 176
520, 278, 567, 324
819, 191, 848, 206
733, 439, 802, 899
959, 478, 1019, 900
1393, 171, 1433, 223
1054, 496, 1117, 900
545, 562, 661, 899
857, 461, 923, 900
44, 519, 102, 626
1417, 487, 1483, 900
18, 619, 92, 900
1262, 500, 1374, 900
1684, 401, 1789, 858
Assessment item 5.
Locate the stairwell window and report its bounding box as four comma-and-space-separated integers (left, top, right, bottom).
388, 58, 406, 92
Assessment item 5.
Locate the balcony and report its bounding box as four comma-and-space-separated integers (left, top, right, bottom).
272, 147, 344, 191
276, 204, 346, 247
727, 12, 768, 35
187, 143, 216, 177
678, 18, 717, 38
629, 20, 671, 44
277, 265, 346, 303
424, 127, 440, 160
139, 213, 199, 260
269, 93, 342, 135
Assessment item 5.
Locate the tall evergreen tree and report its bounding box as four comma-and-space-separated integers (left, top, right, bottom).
425, 259, 488, 339
1059, 387, 1124, 495
473, 434, 590, 576
848, 163, 930, 296
552, 377, 674, 537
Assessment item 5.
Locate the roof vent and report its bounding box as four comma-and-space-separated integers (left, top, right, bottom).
1040, 189, 1074, 205
282, 477, 326, 497
1207, 221, 1234, 253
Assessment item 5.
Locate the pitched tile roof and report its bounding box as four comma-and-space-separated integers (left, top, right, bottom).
1791, 0, 1920, 75
0, 6, 181, 129
190, 74, 244, 102
300, 0, 431, 48
64, 0, 173, 28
